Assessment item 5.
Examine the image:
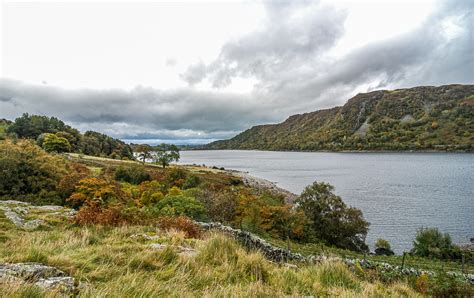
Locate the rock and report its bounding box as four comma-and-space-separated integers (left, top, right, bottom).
0, 207, 25, 227
149, 243, 165, 250
0, 201, 75, 229
23, 219, 45, 230
0, 263, 77, 293
35, 276, 75, 291
374, 247, 395, 256
35, 205, 64, 211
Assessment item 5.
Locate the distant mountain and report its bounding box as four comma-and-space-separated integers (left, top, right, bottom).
207, 84, 474, 151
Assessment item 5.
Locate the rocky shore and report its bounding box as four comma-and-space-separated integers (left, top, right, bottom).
225, 170, 297, 203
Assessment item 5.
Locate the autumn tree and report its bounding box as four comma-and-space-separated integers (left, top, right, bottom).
67, 177, 118, 208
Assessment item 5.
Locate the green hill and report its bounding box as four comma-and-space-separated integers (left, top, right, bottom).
207, 84, 474, 151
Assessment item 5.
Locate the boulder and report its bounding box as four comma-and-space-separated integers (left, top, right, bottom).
374, 247, 395, 256
0, 262, 77, 293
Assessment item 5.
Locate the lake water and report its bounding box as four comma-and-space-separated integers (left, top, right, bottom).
179, 150, 474, 253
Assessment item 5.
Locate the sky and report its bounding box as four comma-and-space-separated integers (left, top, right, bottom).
1, 0, 473, 144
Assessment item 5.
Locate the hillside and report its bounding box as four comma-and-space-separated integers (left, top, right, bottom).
207, 84, 474, 151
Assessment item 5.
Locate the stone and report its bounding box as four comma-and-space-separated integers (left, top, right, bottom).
374, 247, 395, 256
0, 263, 77, 293
0, 201, 76, 229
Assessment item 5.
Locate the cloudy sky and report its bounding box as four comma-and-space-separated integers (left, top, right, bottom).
1, 0, 472, 144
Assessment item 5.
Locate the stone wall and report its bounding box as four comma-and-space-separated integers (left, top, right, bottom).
197, 222, 474, 284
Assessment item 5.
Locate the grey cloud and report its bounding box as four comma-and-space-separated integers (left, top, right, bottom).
1, 0, 472, 144
183, 0, 473, 114
0, 79, 277, 141
182, 1, 347, 88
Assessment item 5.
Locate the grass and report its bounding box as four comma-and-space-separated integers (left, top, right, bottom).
265, 236, 474, 275
0, 213, 424, 297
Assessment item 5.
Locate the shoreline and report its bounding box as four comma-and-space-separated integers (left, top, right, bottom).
182, 148, 473, 154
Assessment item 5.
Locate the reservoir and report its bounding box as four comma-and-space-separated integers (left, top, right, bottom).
179, 150, 474, 253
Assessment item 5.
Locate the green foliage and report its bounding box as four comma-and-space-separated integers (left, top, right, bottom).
424, 270, 474, 296
7, 113, 80, 142
114, 166, 151, 185
411, 227, 461, 260
152, 143, 180, 168
134, 144, 153, 163
139, 180, 164, 206
182, 174, 201, 189
0, 140, 69, 204
154, 193, 206, 220
296, 182, 369, 252
41, 133, 71, 153
6, 113, 133, 158
80, 130, 133, 159
375, 238, 391, 250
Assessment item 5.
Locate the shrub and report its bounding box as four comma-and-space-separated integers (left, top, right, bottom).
156, 216, 202, 238
154, 194, 207, 220
139, 180, 164, 206
182, 175, 201, 189
295, 181, 369, 252
374, 238, 394, 256
375, 238, 391, 250
114, 166, 151, 185
164, 168, 187, 187
74, 205, 140, 226
0, 139, 69, 204
411, 227, 461, 260
67, 177, 119, 208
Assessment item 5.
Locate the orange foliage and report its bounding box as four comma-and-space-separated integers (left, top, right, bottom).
156, 216, 202, 238
74, 205, 139, 226
67, 177, 118, 207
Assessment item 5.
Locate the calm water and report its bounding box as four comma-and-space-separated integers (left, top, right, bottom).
179, 150, 474, 253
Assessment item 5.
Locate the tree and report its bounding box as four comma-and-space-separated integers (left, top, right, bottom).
152, 143, 180, 168
411, 227, 461, 260
0, 139, 69, 204
135, 144, 153, 163
42, 133, 71, 153
295, 181, 369, 252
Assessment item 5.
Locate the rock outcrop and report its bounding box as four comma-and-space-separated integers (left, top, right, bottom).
0, 200, 76, 229
0, 263, 77, 293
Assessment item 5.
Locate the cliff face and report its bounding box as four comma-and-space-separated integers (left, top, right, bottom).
207, 84, 474, 151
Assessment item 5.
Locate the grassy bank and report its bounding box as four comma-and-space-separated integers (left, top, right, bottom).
0, 215, 422, 297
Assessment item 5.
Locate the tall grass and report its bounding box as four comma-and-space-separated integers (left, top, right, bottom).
0, 222, 424, 297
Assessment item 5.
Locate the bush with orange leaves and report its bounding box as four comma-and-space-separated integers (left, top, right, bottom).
68, 177, 139, 225
73, 204, 141, 226
68, 177, 118, 208
157, 216, 203, 238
